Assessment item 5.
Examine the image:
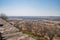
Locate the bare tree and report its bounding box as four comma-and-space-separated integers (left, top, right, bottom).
46, 27, 56, 40
0, 13, 8, 21
25, 22, 32, 32
14, 21, 22, 31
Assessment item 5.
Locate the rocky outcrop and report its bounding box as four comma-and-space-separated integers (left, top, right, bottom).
0, 18, 35, 40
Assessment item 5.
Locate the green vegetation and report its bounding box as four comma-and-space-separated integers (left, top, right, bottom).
22, 30, 48, 40
14, 24, 22, 32
25, 22, 32, 26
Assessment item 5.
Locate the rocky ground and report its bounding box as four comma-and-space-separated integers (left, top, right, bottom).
0, 18, 35, 40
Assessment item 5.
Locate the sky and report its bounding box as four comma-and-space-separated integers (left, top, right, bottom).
0, 0, 60, 16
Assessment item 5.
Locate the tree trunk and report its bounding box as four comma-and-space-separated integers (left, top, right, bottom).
50, 36, 53, 40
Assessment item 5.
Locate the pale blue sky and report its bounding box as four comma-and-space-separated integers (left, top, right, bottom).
0, 0, 60, 16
